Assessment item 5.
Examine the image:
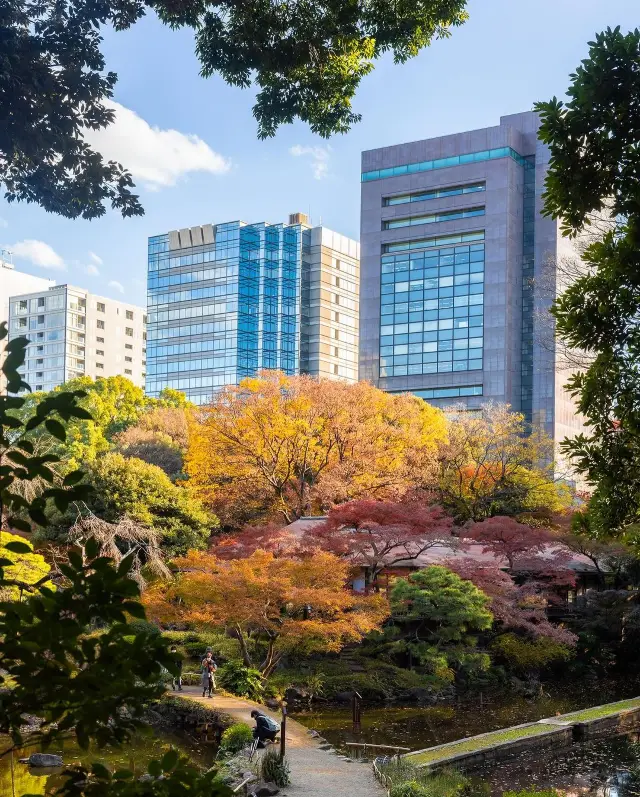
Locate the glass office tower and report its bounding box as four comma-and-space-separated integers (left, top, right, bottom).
359, 111, 583, 446
146, 214, 359, 404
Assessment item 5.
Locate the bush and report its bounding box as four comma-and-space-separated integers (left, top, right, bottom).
217, 661, 264, 700
161, 631, 242, 663
260, 749, 290, 788
492, 634, 572, 674
219, 723, 254, 756
390, 782, 430, 797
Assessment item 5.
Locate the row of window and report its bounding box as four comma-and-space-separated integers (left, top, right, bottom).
383, 206, 485, 230
146, 372, 238, 393
381, 359, 483, 377
147, 355, 238, 374
384, 182, 485, 207
407, 385, 483, 399
383, 230, 484, 254
362, 147, 528, 182
148, 265, 238, 289
149, 283, 239, 307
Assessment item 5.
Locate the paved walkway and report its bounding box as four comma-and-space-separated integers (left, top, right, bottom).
178, 686, 385, 796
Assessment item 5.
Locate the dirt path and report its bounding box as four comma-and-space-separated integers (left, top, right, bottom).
178, 686, 385, 796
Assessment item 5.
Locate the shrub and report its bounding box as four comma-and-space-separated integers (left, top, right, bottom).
390, 782, 430, 797
219, 723, 254, 756
492, 634, 572, 674
260, 749, 290, 787
162, 630, 242, 663
217, 661, 264, 700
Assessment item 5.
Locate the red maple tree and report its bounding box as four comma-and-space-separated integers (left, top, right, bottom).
444, 557, 576, 645
302, 499, 455, 589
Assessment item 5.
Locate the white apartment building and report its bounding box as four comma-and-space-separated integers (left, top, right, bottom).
8, 284, 146, 392
0, 254, 56, 328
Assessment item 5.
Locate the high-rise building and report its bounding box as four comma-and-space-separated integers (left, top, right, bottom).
8, 284, 146, 392
359, 111, 581, 444
146, 214, 359, 404
0, 254, 56, 327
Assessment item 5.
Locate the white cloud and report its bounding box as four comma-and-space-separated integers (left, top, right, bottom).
10, 239, 65, 270
108, 280, 125, 294
85, 263, 100, 276
85, 100, 231, 189
89, 251, 103, 266
289, 145, 331, 180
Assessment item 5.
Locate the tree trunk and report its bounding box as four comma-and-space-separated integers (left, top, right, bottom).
234, 624, 253, 669
259, 638, 282, 677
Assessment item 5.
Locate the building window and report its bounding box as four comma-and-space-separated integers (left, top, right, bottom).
96, 336, 104, 343
37, 297, 45, 308
36, 372, 43, 378
96, 363, 104, 369
97, 302, 105, 312
36, 358, 43, 365
383, 206, 485, 230
18, 318, 27, 328
384, 182, 485, 206
125, 356, 132, 362
143, 315, 147, 324
125, 327, 133, 337
37, 315, 45, 324
379, 239, 485, 378
18, 300, 28, 312
362, 147, 527, 182
124, 369, 132, 375
96, 350, 104, 356
407, 385, 483, 400
97, 320, 105, 329
125, 343, 133, 350
126, 310, 134, 320
35, 385, 42, 391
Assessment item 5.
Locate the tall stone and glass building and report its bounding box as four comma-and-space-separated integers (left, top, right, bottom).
146, 214, 360, 404
359, 111, 581, 443
8, 284, 147, 391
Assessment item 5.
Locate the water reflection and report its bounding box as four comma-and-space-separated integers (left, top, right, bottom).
0, 728, 215, 797
475, 735, 640, 796
291, 679, 640, 754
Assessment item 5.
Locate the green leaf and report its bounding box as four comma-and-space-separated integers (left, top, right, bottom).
122, 601, 146, 619
4, 540, 32, 554
161, 748, 179, 772
63, 469, 85, 486
147, 759, 162, 778
91, 762, 111, 780
7, 518, 32, 534
45, 418, 66, 441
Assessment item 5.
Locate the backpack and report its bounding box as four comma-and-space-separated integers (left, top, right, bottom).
262, 715, 280, 733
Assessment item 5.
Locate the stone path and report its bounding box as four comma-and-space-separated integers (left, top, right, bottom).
178, 686, 385, 797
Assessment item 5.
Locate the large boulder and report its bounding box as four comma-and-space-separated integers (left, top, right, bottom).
28, 753, 64, 768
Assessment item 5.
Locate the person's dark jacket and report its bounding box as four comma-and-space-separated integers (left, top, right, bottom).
255, 714, 277, 739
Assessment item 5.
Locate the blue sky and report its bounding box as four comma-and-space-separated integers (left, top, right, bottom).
1, 0, 637, 307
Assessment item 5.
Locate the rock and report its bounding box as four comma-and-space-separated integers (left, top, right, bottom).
27, 753, 64, 768
250, 783, 279, 796
308, 729, 321, 737
284, 686, 311, 704
265, 698, 281, 709
402, 687, 436, 704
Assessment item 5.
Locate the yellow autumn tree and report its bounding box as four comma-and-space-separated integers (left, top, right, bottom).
185, 371, 447, 526
435, 403, 572, 522
143, 549, 388, 676
0, 532, 52, 601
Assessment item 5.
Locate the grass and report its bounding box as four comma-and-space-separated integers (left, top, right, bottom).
557, 697, 640, 723
406, 723, 558, 766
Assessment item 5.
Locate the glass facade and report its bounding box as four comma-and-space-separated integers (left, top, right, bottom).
383, 206, 484, 230
384, 182, 485, 206
379, 234, 485, 377
362, 147, 528, 182
146, 221, 303, 404
520, 156, 536, 423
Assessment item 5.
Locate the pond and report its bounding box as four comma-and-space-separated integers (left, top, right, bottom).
0, 727, 216, 797
290, 678, 640, 754
474, 733, 640, 796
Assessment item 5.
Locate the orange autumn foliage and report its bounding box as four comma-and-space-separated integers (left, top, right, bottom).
184, 371, 447, 527
143, 549, 389, 675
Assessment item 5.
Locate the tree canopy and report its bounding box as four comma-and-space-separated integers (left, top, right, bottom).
143, 549, 388, 676
388, 565, 493, 682
2, 0, 468, 219
59, 452, 216, 556
435, 403, 570, 522
535, 27, 640, 535
186, 371, 448, 526
0, 530, 51, 601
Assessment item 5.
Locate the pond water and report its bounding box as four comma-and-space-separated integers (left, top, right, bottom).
290, 679, 640, 754
0, 728, 216, 797
474, 733, 640, 796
